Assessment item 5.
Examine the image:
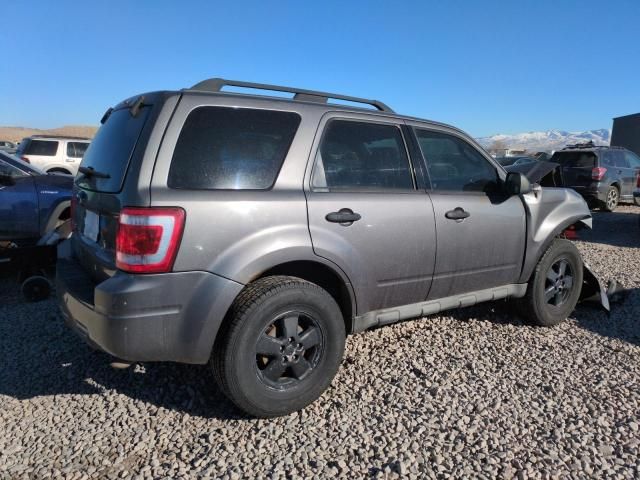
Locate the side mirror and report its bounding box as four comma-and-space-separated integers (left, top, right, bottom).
0, 173, 15, 186
505, 172, 531, 195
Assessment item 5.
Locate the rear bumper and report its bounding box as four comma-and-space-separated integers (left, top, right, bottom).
56, 240, 243, 364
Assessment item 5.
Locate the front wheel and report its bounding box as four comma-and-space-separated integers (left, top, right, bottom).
517, 239, 583, 326
211, 276, 346, 417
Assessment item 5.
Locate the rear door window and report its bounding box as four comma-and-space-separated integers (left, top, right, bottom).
67, 142, 89, 158
24, 140, 58, 156
311, 120, 414, 191
168, 107, 301, 190
625, 151, 640, 168
552, 151, 596, 168
76, 107, 150, 193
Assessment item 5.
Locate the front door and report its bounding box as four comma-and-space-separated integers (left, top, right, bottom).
306, 116, 436, 315
0, 159, 38, 240
412, 127, 527, 299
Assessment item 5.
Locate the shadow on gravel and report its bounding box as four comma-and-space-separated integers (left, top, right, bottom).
443, 289, 640, 348
579, 210, 640, 248
0, 282, 245, 420
574, 288, 640, 347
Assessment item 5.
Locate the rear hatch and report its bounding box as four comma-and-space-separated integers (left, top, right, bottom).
71, 97, 160, 283
551, 151, 597, 188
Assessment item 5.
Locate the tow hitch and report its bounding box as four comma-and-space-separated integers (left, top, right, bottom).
579, 262, 629, 312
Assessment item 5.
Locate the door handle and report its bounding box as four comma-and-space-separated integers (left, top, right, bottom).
445, 207, 470, 221
325, 208, 361, 225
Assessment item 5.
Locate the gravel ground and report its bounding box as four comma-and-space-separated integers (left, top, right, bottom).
1, 205, 639, 479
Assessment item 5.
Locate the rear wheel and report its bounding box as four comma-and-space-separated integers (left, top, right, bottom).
517, 239, 583, 326
211, 276, 346, 417
602, 185, 619, 212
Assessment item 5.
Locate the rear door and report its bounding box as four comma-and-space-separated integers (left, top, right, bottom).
305, 114, 436, 315
411, 126, 526, 299
64, 141, 90, 174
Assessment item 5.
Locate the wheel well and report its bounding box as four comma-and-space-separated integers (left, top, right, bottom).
610, 182, 620, 191
257, 261, 354, 333
47, 168, 72, 175
58, 207, 70, 221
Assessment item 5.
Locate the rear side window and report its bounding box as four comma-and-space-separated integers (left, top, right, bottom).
625, 151, 640, 168
168, 107, 301, 190
552, 151, 596, 168
67, 142, 89, 158
311, 120, 414, 191
76, 107, 150, 193
24, 140, 58, 156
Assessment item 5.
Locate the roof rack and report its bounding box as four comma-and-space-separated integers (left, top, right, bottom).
188, 78, 394, 113
562, 141, 620, 150
30, 135, 90, 140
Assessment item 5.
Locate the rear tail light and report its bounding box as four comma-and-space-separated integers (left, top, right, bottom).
592, 167, 607, 181
636, 172, 640, 188
21, 156, 30, 164
116, 207, 185, 273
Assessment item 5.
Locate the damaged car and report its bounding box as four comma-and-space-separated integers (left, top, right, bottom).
57, 78, 609, 417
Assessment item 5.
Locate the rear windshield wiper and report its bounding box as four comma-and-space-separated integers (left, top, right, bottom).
78, 166, 111, 179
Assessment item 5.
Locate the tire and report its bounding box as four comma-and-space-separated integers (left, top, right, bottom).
211, 276, 346, 417
517, 239, 583, 327
21, 275, 52, 302
601, 185, 619, 212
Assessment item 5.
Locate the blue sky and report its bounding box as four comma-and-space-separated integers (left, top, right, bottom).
1, 0, 638, 137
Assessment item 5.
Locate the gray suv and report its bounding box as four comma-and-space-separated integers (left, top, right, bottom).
57, 79, 592, 417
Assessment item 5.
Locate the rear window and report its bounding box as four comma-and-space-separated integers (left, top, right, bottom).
552, 151, 596, 168
67, 141, 89, 158
168, 106, 301, 190
24, 139, 58, 156
76, 107, 150, 193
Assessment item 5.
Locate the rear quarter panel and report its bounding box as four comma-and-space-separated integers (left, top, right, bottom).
148, 93, 330, 284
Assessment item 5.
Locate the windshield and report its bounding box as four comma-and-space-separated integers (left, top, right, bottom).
76, 106, 150, 193
551, 151, 596, 168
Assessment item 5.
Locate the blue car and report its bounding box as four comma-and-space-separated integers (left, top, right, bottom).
0, 151, 73, 244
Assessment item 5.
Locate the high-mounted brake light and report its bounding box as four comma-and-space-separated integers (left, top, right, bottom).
592, 167, 607, 181
116, 207, 185, 274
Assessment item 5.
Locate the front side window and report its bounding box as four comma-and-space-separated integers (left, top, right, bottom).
168, 107, 301, 190
67, 142, 89, 158
415, 129, 498, 192
0, 159, 27, 178
312, 120, 414, 191
24, 140, 58, 156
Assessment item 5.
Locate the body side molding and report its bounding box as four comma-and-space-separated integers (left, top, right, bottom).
352, 283, 528, 332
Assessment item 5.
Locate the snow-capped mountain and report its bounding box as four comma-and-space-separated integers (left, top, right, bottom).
476, 129, 610, 152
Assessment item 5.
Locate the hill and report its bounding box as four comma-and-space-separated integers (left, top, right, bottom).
0, 125, 98, 143
476, 129, 610, 152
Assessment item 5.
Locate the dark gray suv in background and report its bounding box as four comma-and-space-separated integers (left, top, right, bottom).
551, 143, 640, 211
57, 79, 592, 417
